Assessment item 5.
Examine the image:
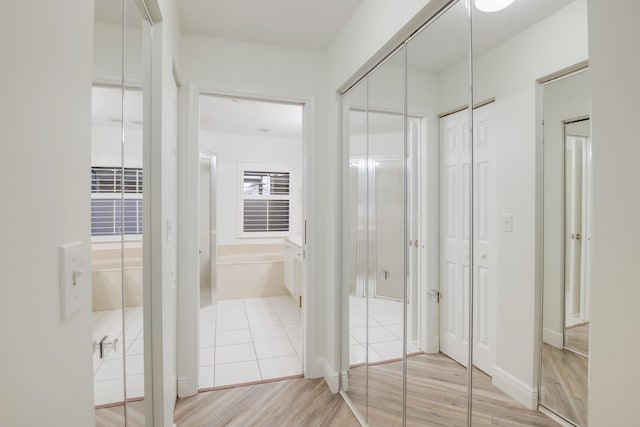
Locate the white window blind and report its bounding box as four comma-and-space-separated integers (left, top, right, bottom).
91, 167, 143, 236
242, 170, 290, 233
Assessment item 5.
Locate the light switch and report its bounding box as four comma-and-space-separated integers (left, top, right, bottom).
59, 241, 84, 320
503, 213, 514, 232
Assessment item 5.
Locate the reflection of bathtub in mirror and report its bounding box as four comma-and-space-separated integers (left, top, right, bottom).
91, 246, 143, 311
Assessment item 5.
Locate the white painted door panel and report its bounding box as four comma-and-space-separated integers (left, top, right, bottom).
440, 109, 470, 366
471, 105, 496, 376
439, 105, 496, 376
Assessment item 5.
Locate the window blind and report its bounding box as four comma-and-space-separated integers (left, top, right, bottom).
242, 171, 290, 233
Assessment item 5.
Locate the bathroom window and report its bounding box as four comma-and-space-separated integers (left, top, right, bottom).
241, 169, 290, 234
91, 166, 143, 238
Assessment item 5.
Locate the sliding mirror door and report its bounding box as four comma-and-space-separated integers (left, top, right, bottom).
541, 69, 590, 426
93, 0, 152, 424
342, 80, 369, 421
365, 45, 407, 426
470, 0, 589, 425
405, 0, 472, 424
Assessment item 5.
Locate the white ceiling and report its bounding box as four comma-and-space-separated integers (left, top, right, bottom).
176, 0, 362, 52
199, 94, 303, 139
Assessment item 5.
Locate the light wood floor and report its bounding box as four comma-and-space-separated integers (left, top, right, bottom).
564, 323, 589, 356
540, 343, 588, 426
95, 377, 358, 427
345, 353, 558, 426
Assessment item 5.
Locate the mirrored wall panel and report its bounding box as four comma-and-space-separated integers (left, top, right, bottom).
405, 0, 471, 425
541, 69, 590, 426
342, 79, 368, 421
341, 0, 592, 425
93, 0, 150, 424
471, 0, 589, 425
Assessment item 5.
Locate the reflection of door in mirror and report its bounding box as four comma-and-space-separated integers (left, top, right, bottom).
541, 68, 590, 427
199, 153, 217, 307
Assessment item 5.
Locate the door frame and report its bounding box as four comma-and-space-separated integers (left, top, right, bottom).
177, 81, 317, 396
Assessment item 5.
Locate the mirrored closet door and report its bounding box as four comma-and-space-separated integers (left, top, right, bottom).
93, 0, 153, 424
340, 0, 592, 426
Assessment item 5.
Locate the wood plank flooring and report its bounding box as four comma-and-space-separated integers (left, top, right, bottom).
345, 353, 558, 426
540, 343, 588, 426
564, 323, 589, 356
95, 377, 358, 427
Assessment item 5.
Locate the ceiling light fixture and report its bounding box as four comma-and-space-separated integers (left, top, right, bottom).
257, 128, 270, 133
475, 0, 514, 12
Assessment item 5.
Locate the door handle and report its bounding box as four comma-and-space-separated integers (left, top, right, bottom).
576, 233, 581, 241
378, 270, 390, 280
94, 335, 119, 359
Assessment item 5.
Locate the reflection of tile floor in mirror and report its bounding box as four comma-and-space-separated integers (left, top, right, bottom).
92, 307, 144, 407
349, 295, 419, 365
199, 296, 303, 389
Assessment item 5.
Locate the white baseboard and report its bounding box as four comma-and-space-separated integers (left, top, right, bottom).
317, 358, 340, 393
177, 375, 198, 398
492, 367, 538, 410
543, 328, 564, 349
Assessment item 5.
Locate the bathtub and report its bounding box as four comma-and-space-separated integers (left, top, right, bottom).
216, 244, 289, 300
91, 245, 143, 311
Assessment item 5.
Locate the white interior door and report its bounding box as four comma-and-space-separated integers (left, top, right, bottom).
472, 105, 496, 376
439, 109, 470, 365
439, 105, 496, 375
565, 136, 584, 324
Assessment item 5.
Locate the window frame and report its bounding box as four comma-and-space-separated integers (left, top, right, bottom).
238, 162, 292, 239
91, 166, 144, 243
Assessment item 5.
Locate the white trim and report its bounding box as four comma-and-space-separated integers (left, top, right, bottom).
538, 405, 576, 427
177, 81, 317, 395
543, 328, 564, 349
339, 390, 368, 426
318, 358, 340, 393
492, 366, 538, 410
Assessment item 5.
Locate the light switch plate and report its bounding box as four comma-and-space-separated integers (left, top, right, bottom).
503, 213, 514, 232
59, 241, 84, 320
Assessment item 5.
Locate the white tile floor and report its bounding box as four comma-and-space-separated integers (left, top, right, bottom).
92, 306, 144, 406
349, 295, 419, 365
198, 296, 303, 389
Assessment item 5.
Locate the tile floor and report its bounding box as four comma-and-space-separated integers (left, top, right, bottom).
92, 306, 144, 406
349, 295, 419, 365
198, 296, 303, 389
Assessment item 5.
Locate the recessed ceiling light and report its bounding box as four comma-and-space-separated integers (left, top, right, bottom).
110, 118, 123, 123
475, 0, 514, 12
132, 120, 143, 125
257, 128, 270, 133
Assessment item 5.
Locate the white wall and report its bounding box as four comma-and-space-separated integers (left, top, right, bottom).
0, 1, 95, 426
542, 71, 590, 347
588, 0, 640, 424
200, 131, 303, 246
437, 1, 588, 399
92, 126, 143, 167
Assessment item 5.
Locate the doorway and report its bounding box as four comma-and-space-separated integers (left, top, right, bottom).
196, 94, 306, 389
